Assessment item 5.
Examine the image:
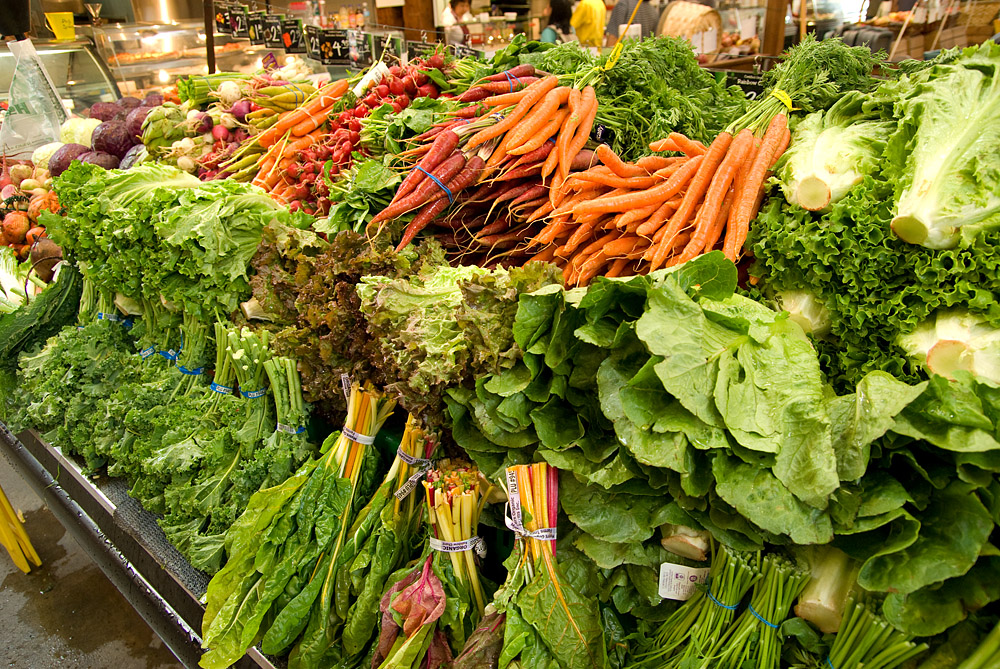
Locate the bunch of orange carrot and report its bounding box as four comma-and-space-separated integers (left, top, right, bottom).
525, 114, 791, 286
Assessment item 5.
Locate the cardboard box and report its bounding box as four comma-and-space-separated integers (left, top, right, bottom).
924, 26, 968, 50
968, 25, 997, 44
892, 34, 926, 59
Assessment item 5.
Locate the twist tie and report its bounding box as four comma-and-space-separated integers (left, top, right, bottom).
825, 659, 836, 669
242, 387, 266, 399
430, 535, 486, 557
343, 427, 375, 445
178, 365, 204, 376
414, 165, 453, 204
394, 449, 434, 501
276, 423, 306, 435
748, 604, 779, 629
159, 349, 178, 362
706, 588, 739, 611
211, 382, 233, 395
140, 346, 156, 359
770, 88, 798, 111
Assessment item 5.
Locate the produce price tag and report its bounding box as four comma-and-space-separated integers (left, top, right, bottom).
658, 562, 710, 601
214, 2, 233, 34
248, 11, 266, 45
210, 382, 233, 395
723, 71, 764, 101
347, 29, 372, 68
319, 29, 350, 65
276, 423, 306, 435
262, 52, 279, 71
452, 44, 485, 59
229, 5, 250, 39
393, 449, 434, 501
97, 311, 120, 322
140, 346, 156, 359
242, 387, 267, 399
503, 469, 558, 542
281, 19, 306, 54
340, 373, 352, 400
430, 536, 486, 557
592, 123, 614, 146
304, 25, 321, 60
263, 14, 285, 49
343, 427, 375, 445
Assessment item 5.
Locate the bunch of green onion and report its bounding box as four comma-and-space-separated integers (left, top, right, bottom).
827, 595, 928, 669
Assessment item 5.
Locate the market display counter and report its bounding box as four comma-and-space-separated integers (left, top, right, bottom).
0, 423, 275, 669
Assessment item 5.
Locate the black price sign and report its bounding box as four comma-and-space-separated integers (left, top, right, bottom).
304, 25, 321, 60
347, 29, 372, 68
319, 28, 350, 65
592, 123, 614, 145
282, 19, 306, 54
373, 33, 404, 61
406, 40, 438, 60
229, 5, 250, 38
724, 71, 764, 100
214, 2, 232, 34
263, 14, 285, 49
453, 43, 484, 59
248, 11, 265, 44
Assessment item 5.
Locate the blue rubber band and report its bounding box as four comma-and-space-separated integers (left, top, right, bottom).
121, 318, 134, 329
178, 365, 204, 376
158, 349, 178, 362
825, 658, 836, 669
748, 604, 779, 629
242, 387, 266, 399
414, 165, 454, 203
503, 70, 516, 93
210, 382, 233, 395
706, 589, 739, 611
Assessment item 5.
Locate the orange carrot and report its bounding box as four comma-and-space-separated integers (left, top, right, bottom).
725, 113, 788, 260
573, 155, 703, 217
635, 196, 679, 237
266, 78, 350, 142
649, 132, 734, 270
466, 76, 559, 150
509, 108, 568, 156
528, 244, 559, 263
616, 203, 659, 230
672, 129, 753, 265
560, 86, 597, 182
668, 133, 708, 157
563, 220, 599, 254
573, 172, 656, 190
604, 235, 649, 257
544, 88, 582, 181
648, 137, 681, 152
604, 257, 632, 277
771, 127, 791, 167
595, 144, 636, 178
722, 138, 758, 259
533, 216, 572, 246
575, 250, 610, 285
505, 87, 570, 151
526, 199, 556, 223
636, 155, 681, 172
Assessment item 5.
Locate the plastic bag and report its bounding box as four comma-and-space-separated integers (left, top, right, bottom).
0, 39, 67, 160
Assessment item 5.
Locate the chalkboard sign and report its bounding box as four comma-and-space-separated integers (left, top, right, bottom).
592, 123, 614, 146
347, 29, 372, 68
453, 43, 485, 59
248, 11, 265, 45
372, 33, 404, 62
281, 18, 306, 54
320, 28, 350, 65
724, 71, 765, 101
406, 40, 438, 60
263, 14, 285, 49
229, 5, 250, 39
305, 25, 321, 60
214, 2, 232, 34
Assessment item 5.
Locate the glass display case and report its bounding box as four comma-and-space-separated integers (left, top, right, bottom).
0, 39, 120, 115
93, 20, 284, 95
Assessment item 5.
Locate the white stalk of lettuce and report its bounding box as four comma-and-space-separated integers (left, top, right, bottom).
777, 92, 892, 212
898, 309, 1000, 383
888, 42, 1000, 249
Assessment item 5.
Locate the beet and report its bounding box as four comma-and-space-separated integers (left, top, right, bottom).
143, 92, 164, 106
117, 96, 143, 110
48, 143, 90, 176
125, 106, 153, 140
119, 144, 147, 170
78, 151, 121, 170
88, 101, 122, 122
92, 120, 135, 159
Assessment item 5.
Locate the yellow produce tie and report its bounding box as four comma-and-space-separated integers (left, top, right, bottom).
603, 0, 646, 71
770, 88, 799, 111
0, 483, 41, 574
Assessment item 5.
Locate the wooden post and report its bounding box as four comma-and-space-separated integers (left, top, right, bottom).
763, 0, 787, 55
799, 0, 807, 40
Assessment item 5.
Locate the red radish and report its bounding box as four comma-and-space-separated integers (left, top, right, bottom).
286, 163, 302, 178
354, 105, 369, 118
376, 84, 390, 98
348, 131, 361, 145
391, 102, 403, 114
212, 125, 231, 142
416, 84, 438, 99
427, 53, 445, 69
402, 75, 416, 94
339, 110, 353, 125
389, 78, 404, 95
399, 94, 411, 107
364, 92, 379, 107
348, 118, 361, 132
303, 172, 317, 183
389, 65, 402, 77
413, 70, 429, 86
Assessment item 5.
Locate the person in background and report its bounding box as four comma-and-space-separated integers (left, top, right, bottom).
443, 0, 474, 45
605, 0, 662, 45
571, 0, 607, 47
541, 0, 574, 42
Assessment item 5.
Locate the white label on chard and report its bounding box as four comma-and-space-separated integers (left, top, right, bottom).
658, 563, 710, 601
